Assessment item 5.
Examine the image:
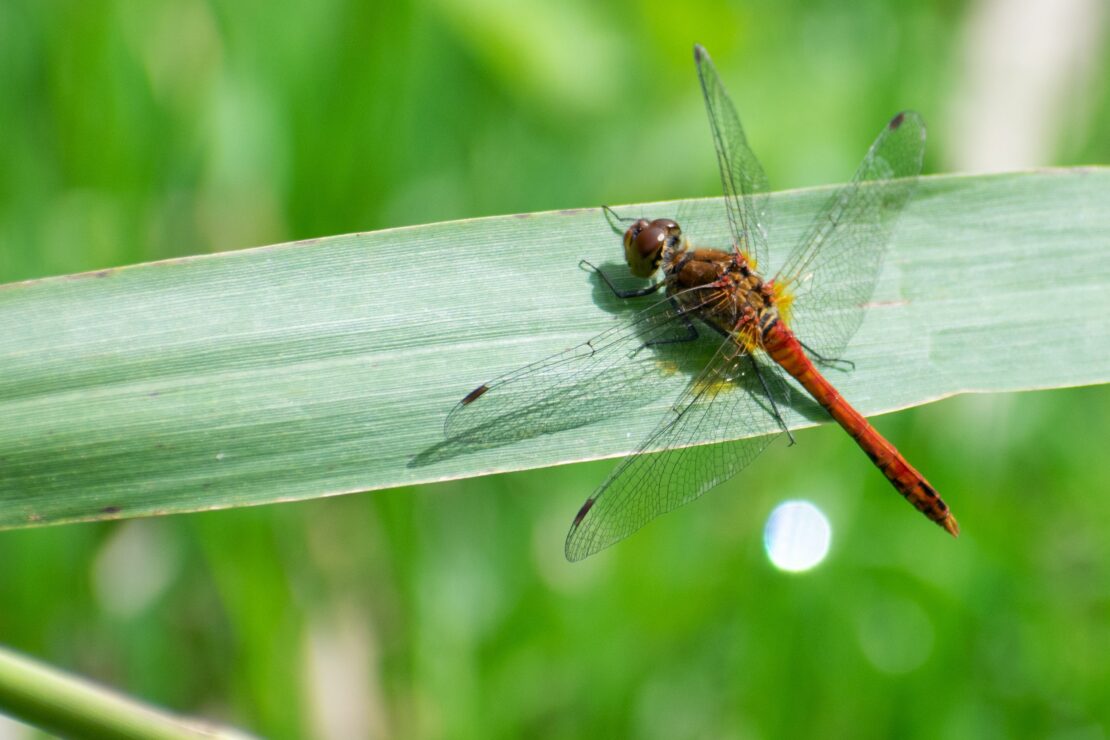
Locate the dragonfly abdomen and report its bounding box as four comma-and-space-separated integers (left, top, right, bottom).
762, 321, 959, 536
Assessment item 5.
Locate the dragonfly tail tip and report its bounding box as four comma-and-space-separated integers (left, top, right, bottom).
942, 514, 960, 538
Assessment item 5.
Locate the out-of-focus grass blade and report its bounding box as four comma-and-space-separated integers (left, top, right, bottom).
0, 169, 1106, 528
0, 645, 253, 739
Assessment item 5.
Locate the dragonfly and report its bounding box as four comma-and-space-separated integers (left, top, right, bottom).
445, 44, 957, 561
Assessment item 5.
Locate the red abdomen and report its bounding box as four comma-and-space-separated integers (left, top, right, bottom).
762, 321, 958, 536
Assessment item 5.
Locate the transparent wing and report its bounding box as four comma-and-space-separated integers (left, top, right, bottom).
444, 287, 720, 445
775, 111, 926, 359
694, 44, 770, 269
564, 340, 791, 561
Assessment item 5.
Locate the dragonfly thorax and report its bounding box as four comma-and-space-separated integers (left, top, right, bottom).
662, 244, 780, 350
623, 216, 782, 350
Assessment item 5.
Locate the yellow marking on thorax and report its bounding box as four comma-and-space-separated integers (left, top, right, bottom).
733, 321, 763, 354
772, 281, 795, 327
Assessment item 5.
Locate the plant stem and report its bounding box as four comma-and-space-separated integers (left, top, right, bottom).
0, 645, 252, 740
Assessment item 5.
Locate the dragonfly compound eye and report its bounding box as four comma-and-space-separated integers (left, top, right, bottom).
655, 219, 682, 248
624, 219, 664, 277
654, 219, 681, 237
623, 219, 650, 244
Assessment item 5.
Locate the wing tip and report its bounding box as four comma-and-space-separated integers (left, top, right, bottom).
890, 109, 923, 125
564, 498, 597, 562
460, 384, 489, 406
442, 383, 490, 437
694, 44, 707, 62
888, 110, 926, 142
572, 497, 595, 527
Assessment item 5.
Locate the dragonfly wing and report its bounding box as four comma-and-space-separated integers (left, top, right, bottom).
564, 341, 788, 561
694, 45, 770, 269
444, 288, 718, 445
775, 111, 926, 360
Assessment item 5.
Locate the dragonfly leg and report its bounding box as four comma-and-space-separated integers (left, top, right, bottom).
799, 339, 856, 371
751, 358, 796, 446
582, 260, 665, 299
601, 205, 639, 231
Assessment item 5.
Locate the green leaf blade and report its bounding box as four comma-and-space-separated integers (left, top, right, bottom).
1, 168, 1107, 528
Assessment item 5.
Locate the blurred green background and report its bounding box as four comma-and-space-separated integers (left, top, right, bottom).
1, 1, 1109, 738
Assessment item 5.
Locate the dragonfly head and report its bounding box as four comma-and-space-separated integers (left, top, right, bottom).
623, 218, 682, 278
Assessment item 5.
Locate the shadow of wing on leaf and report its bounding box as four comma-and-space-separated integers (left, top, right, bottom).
410, 292, 711, 468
